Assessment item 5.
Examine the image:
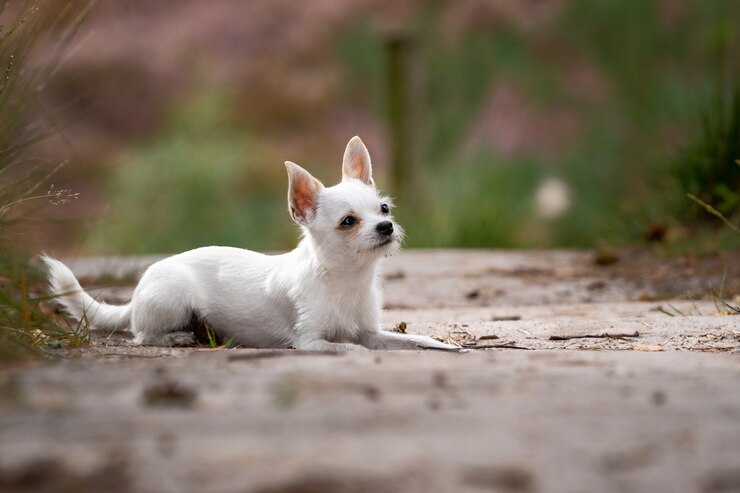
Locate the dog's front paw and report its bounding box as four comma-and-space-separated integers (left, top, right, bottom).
418, 338, 460, 351
362, 331, 461, 351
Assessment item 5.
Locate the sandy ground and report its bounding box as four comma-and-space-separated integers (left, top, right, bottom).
1, 249, 739, 493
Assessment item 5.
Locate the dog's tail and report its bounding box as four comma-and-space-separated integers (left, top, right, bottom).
42, 255, 131, 332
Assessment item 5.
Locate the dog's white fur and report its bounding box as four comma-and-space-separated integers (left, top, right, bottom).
43, 137, 456, 351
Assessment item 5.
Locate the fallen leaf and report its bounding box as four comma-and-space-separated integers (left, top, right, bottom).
633, 344, 664, 352
594, 245, 620, 266
479, 334, 500, 340
465, 289, 481, 299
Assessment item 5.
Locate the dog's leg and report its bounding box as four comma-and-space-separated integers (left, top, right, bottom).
293, 338, 368, 351
130, 274, 197, 347
361, 330, 459, 351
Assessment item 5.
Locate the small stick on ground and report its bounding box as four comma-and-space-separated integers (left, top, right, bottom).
463, 341, 531, 350
549, 331, 639, 341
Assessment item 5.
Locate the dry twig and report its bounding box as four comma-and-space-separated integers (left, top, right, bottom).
549, 331, 639, 341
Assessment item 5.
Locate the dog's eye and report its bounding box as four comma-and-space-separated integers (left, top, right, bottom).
339, 215, 357, 228
380, 203, 390, 214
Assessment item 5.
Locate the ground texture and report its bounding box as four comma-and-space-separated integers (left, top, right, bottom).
1, 249, 739, 493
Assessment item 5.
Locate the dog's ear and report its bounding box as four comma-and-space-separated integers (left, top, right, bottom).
342, 136, 374, 187
285, 161, 324, 225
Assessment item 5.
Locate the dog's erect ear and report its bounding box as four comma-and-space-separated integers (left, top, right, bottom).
285, 161, 324, 225
342, 136, 374, 187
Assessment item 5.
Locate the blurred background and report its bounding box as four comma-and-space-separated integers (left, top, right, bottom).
6, 0, 740, 255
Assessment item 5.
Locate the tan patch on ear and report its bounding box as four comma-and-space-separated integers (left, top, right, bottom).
292, 176, 319, 220
342, 136, 374, 186
286, 161, 323, 224
349, 152, 372, 185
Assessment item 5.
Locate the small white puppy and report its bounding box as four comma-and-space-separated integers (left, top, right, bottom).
44, 136, 456, 351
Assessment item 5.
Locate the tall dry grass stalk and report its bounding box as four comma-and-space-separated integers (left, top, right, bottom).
0, 1, 94, 361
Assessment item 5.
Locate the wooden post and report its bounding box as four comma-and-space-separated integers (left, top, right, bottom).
385, 33, 419, 198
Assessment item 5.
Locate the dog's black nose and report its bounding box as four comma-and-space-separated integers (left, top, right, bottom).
376, 221, 394, 236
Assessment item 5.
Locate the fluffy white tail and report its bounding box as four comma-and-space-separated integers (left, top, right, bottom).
42, 255, 131, 332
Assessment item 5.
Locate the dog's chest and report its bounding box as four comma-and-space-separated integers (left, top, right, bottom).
317, 282, 380, 342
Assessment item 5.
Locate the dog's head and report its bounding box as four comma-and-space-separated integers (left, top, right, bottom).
285, 136, 404, 265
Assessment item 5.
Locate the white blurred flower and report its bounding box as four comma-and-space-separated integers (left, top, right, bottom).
534, 177, 570, 219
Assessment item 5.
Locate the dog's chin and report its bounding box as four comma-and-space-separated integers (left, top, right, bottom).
368, 236, 398, 254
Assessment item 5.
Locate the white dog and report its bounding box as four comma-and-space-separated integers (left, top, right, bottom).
44, 136, 456, 351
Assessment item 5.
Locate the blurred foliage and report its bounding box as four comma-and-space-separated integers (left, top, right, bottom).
405, 152, 542, 248
87, 0, 740, 253
675, 86, 740, 223
84, 89, 297, 254
339, 0, 740, 249
0, 1, 94, 360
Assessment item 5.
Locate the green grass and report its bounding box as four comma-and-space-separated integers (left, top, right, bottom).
0, 258, 90, 361
674, 87, 740, 225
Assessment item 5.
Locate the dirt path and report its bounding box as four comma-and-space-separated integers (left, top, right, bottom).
1, 249, 739, 492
